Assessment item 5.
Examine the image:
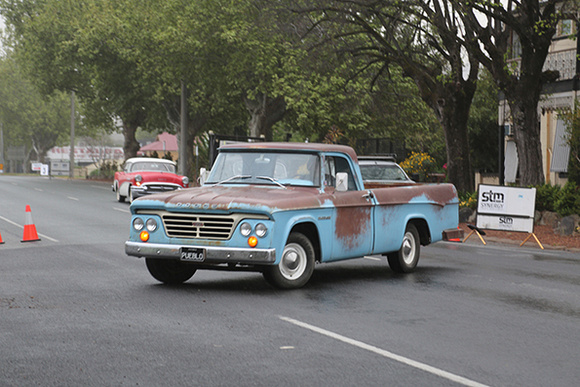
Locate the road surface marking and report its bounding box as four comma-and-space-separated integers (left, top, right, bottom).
279, 316, 489, 387
67, 196, 79, 201
34, 188, 43, 192
0, 215, 59, 242
113, 207, 130, 214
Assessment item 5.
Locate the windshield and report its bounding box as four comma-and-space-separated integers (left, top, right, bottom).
130, 161, 176, 173
359, 163, 409, 181
206, 151, 320, 187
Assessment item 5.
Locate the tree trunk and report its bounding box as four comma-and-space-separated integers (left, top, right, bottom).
244, 93, 286, 141
413, 75, 476, 193
509, 100, 544, 186
439, 85, 475, 192
122, 121, 140, 160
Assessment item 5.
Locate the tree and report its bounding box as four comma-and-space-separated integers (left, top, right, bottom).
304, 0, 479, 191
0, 55, 71, 166
458, 0, 570, 186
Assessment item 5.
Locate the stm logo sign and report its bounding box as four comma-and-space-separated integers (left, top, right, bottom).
481, 190, 504, 203
480, 189, 505, 211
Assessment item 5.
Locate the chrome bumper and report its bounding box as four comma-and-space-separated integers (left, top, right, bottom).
125, 241, 276, 264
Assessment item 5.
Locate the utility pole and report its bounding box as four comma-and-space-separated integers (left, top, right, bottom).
179, 81, 188, 176
0, 122, 4, 173
70, 91, 75, 179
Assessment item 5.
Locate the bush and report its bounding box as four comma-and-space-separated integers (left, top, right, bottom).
534, 183, 561, 212
400, 152, 437, 181
554, 181, 580, 216
458, 191, 478, 210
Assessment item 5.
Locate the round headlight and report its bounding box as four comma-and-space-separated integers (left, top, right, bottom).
182, 176, 189, 186
240, 222, 252, 237
133, 218, 144, 231
135, 174, 143, 182
255, 223, 267, 238
146, 218, 157, 232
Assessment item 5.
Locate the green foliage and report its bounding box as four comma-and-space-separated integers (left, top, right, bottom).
554, 181, 580, 217
559, 103, 580, 185
534, 183, 561, 212
458, 191, 478, 210
0, 55, 72, 162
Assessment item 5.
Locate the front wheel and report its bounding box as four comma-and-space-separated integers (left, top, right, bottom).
116, 183, 126, 203
263, 232, 315, 289
387, 223, 420, 273
145, 258, 197, 284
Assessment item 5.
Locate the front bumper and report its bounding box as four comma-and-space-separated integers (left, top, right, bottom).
125, 241, 276, 264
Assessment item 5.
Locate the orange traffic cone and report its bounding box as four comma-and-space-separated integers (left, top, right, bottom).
0, 230, 4, 244
21, 205, 41, 243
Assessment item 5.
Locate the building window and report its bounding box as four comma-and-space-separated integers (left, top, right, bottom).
558, 20, 575, 37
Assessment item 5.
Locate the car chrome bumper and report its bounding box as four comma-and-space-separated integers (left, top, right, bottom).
125, 241, 276, 264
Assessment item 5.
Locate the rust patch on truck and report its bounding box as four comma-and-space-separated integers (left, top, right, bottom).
371, 183, 457, 207
334, 206, 372, 249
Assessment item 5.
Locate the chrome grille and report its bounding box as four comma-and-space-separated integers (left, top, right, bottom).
162, 214, 235, 239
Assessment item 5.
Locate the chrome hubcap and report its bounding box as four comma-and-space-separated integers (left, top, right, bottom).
280, 243, 307, 280
402, 231, 416, 265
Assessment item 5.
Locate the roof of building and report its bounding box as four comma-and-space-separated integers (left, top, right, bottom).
139, 132, 178, 152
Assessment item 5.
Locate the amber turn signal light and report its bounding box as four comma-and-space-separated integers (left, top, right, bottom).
247, 236, 258, 248
140, 231, 150, 242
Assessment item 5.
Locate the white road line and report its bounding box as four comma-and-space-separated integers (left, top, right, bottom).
279, 316, 489, 387
113, 207, 130, 214
34, 188, 43, 192
0, 215, 59, 243
91, 185, 111, 190
67, 196, 79, 201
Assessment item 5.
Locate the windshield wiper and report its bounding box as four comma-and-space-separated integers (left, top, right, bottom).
213, 175, 252, 185
256, 176, 287, 189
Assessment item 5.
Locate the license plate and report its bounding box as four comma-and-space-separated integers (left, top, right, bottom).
180, 248, 205, 262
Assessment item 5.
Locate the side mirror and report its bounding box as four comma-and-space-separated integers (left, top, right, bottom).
336, 172, 348, 192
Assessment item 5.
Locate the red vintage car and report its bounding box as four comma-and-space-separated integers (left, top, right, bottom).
113, 157, 189, 203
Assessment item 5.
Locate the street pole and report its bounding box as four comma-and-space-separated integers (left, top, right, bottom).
179, 81, 188, 176
0, 122, 4, 173
70, 91, 75, 179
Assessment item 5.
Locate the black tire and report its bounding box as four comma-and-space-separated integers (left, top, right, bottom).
145, 258, 197, 284
387, 223, 420, 273
116, 183, 126, 203
263, 232, 315, 289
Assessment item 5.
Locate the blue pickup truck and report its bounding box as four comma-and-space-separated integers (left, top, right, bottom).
125, 142, 461, 289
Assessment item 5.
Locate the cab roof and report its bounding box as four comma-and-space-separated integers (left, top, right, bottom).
218, 142, 359, 162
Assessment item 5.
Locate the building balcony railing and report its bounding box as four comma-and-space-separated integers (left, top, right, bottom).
508, 48, 577, 81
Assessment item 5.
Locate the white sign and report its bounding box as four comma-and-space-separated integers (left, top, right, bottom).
40, 164, 49, 176
476, 184, 536, 233
31, 162, 42, 171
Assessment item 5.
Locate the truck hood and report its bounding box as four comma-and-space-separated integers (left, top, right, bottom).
131, 184, 325, 213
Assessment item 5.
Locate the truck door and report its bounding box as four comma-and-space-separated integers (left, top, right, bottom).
325, 155, 375, 261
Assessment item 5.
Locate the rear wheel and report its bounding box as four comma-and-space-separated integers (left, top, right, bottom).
387, 223, 420, 273
263, 232, 315, 289
145, 258, 197, 284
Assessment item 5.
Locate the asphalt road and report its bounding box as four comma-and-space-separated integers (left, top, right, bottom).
1, 176, 579, 387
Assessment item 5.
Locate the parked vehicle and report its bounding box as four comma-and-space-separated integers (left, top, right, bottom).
125, 143, 461, 289
113, 157, 189, 203
358, 155, 414, 188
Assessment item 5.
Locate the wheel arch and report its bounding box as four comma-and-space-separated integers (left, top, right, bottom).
289, 222, 321, 263
407, 217, 431, 246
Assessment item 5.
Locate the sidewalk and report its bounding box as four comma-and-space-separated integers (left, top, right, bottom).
459, 223, 580, 253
